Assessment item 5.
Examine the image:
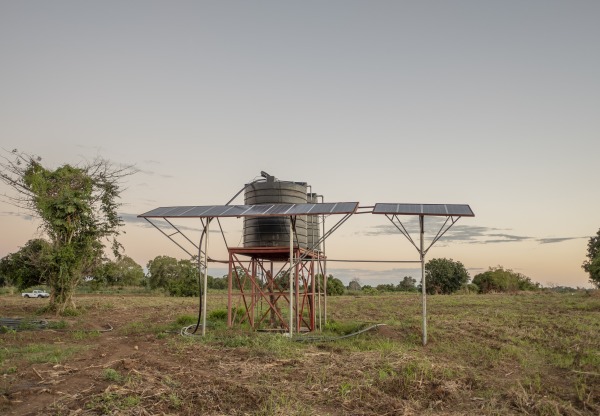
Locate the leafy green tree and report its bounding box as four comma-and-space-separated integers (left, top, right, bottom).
0, 239, 51, 289
165, 259, 199, 297
146, 255, 201, 296
0, 150, 133, 313
329, 276, 345, 295
376, 283, 397, 292
423, 258, 469, 295
95, 256, 144, 287
347, 278, 361, 291
207, 275, 227, 290
146, 256, 180, 289
582, 228, 600, 288
397, 276, 417, 292
472, 266, 538, 293
308, 274, 343, 295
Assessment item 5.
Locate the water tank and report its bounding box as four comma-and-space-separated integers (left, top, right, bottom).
243, 176, 308, 248
306, 193, 321, 251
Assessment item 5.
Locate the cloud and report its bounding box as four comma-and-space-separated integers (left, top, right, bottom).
327, 267, 422, 285
360, 218, 583, 246
361, 218, 533, 244
536, 237, 587, 244
0, 211, 36, 221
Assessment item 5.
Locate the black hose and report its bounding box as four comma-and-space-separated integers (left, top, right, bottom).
294, 323, 386, 343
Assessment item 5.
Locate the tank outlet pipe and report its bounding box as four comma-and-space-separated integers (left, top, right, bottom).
420, 215, 427, 346
202, 219, 210, 336
288, 218, 295, 337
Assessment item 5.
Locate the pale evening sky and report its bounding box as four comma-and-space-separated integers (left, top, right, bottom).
1, 1, 598, 287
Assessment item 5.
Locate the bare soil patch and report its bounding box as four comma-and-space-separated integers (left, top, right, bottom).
1, 292, 599, 415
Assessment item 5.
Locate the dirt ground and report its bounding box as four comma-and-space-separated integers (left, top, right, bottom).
1, 292, 599, 415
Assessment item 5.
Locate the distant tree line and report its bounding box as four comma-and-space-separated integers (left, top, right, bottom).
0, 247, 350, 297
4, 239, 593, 297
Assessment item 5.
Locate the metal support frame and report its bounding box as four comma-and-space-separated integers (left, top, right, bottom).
141, 198, 472, 346
226, 247, 322, 333
383, 213, 464, 346
201, 218, 210, 336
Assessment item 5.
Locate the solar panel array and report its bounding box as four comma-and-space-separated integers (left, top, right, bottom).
138, 202, 359, 218
372, 203, 474, 217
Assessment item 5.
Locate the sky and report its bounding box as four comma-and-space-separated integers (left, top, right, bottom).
1, 1, 599, 288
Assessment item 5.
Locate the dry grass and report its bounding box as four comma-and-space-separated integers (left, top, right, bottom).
0, 290, 598, 415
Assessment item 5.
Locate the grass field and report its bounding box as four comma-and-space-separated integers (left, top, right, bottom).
1, 290, 599, 415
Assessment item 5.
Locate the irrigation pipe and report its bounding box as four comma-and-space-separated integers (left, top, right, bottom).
293, 323, 387, 343
0, 318, 112, 333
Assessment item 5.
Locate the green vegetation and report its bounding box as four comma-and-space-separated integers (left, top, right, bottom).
93, 256, 145, 288
1, 291, 597, 415
0, 150, 134, 314
146, 256, 200, 297
0, 238, 51, 289
0, 343, 81, 369
582, 228, 600, 288
423, 257, 469, 294
472, 266, 540, 293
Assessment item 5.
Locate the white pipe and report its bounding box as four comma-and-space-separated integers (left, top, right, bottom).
202, 220, 210, 336
289, 219, 294, 337
420, 215, 427, 346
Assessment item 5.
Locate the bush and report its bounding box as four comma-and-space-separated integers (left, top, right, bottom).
423, 258, 469, 295
472, 266, 539, 293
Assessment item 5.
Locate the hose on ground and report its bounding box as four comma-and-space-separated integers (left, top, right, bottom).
0, 318, 113, 333
293, 323, 387, 343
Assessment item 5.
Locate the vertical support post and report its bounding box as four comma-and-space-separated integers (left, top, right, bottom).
420, 215, 427, 346
227, 251, 233, 327
323, 212, 327, 325
202, 219, 210, 336
295, 248, 300, 331
250, 258, 256, 328
289, 219, 294, 337
317, 252, 322, 331
310, 256, 315, 330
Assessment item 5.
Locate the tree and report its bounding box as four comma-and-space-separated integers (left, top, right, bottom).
472, 266, 539, 293
95, 255, 144, 287
423, 258, 469, 295
329, 276, 345, 295
146, 255, 201, 297
347, 278, 361, 291
0, 238, 51, 289
165, 259, 199, 297
323, 274, 345, 296
397, 276, 417, 292
0, 150, 134, 313
208, 275, 227, 290
376, 283, 397, 292
582, 228, 600, 288
146, 256, 180, 289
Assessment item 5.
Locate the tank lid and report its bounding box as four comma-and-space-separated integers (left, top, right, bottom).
260, 171, 275, 182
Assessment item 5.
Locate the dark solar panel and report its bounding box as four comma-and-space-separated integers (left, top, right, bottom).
372, 203, 474, 217
139, 202, 359, 218
445, 205, 475, 216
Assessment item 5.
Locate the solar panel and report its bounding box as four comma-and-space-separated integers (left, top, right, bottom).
138, 202, 359, 218
372, 203, 474, 217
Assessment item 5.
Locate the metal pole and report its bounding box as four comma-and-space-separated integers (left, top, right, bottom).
289, 219, 294, 337
202, 220, 210, 336
296, 248, 300, 331
227, 252, 232, 327
317, 252, 322, 331
420, 215, 427, 346
320, 196, 327, 325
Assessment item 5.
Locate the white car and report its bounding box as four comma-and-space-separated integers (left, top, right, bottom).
21, 289, 50, 298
